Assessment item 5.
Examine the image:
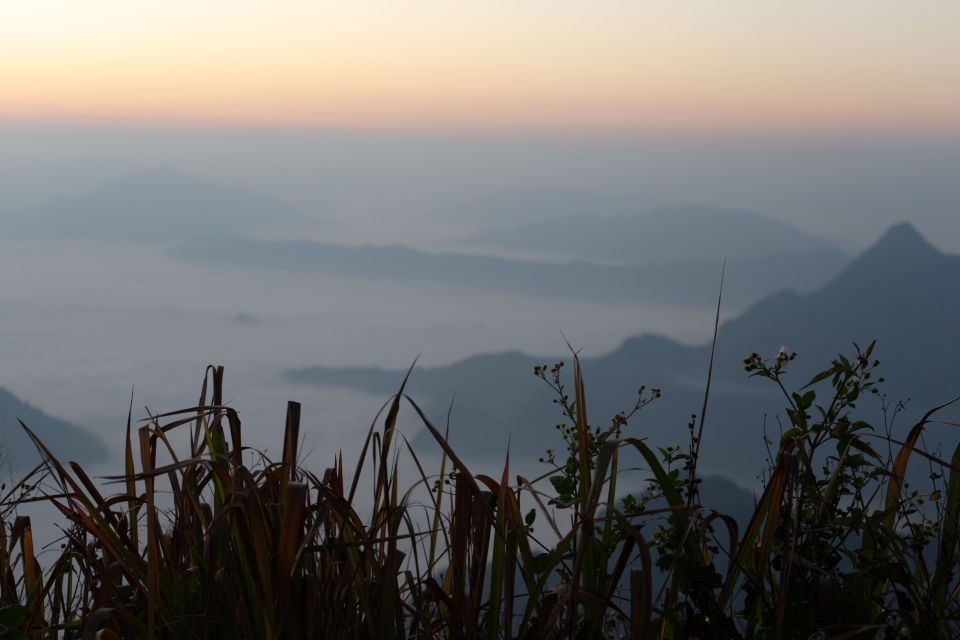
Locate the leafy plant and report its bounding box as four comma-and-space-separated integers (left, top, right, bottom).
0, 339, 956, 638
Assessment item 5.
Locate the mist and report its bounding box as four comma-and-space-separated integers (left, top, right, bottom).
3, 126, 960, 251
1, 124, 959, 488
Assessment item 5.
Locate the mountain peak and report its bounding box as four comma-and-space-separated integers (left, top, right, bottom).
821, 221, 948, 295
97, 166, 214, 196
869, 222, 939, 258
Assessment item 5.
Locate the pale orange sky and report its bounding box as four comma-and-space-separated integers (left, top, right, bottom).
2, 1, 958, 132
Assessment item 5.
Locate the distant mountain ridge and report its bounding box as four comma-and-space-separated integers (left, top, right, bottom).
0, 387, 107, 468
463, 205, 842, 265
284, 222, 960, 483
0, 167, 307, 244
171, 231, 847, 309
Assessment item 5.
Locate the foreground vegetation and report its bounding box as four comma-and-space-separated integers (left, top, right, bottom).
1, 339, 959, 638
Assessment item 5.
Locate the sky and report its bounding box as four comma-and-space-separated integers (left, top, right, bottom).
1, 0, 960, 512
2, 1, 959, 133
2, 2, 960, 249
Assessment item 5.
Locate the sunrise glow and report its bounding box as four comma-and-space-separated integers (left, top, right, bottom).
2, 1, 958, 132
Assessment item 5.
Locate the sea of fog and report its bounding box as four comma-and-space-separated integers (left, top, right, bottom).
5, 128, 958, 552
0, 239, 720, 473
0, 238, 727, 554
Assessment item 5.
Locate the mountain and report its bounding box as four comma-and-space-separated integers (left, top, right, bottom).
463, 205, 842, 265
714, 222, 958, 394
0, 388, 108, 469
439, 185, 653, 228
170, 233, 846, 309
284, 223, 960, 484
0, 167, 307, 244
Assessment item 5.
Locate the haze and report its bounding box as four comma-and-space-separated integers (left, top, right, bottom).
1, 2, 958, 493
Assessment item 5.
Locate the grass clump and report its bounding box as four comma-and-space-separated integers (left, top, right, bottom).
0, 341, 958, 638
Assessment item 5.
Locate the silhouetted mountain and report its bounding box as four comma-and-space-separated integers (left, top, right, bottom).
698, 476, 757, 528
441, 186, 651, 227
1, 167, 306, 244
464, 205, 842, 265
0, 388, 108, 469
715, 221, 959, 390
171, 233, 846, 309
285, 223, 960, 484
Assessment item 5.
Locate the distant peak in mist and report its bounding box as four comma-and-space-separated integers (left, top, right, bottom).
463, 203, 843, 266
108, 164, 197, 184
831, 221, 946, 286
89, 166, 283, 207
1, 166, 309, 244
869, 222, 939, 257
729, 220, 958, 341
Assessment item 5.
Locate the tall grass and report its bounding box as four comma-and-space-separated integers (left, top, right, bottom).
0, 342, 958, 638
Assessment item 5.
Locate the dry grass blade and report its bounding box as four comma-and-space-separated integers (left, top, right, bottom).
138, 424, 159, 640
124, 389, 139, 552
688, 259, 724, 507
718, 445, 793, 609
884, 396, 960, 529
933, 438, 960, 610
2, 344, 958, 638
282, 401, 301, 483
403, 395, 482, 498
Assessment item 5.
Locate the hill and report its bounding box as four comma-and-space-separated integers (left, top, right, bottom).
171, 232, 846, 309
0, 387, 108, 469
0, 167, 307, 244
463, 205, 842, 265
284, 222, 960, 483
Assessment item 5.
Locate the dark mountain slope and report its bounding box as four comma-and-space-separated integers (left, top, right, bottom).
0, 388, 108, 469
284, 222, 960, 483
715, 222, 959, 402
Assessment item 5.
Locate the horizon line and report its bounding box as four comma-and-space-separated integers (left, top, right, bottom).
4, 114, 960, 141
